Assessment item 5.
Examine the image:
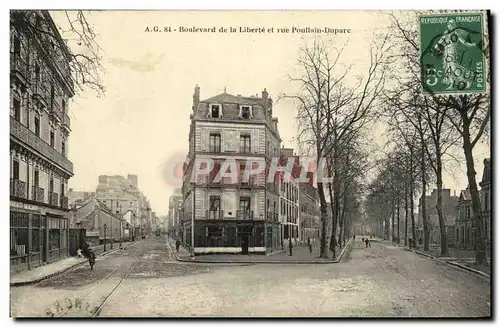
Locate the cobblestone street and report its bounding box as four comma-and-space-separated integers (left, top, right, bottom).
10, 236, 490, 317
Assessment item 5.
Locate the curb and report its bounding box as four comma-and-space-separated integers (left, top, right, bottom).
169, 238, 353, 265
10, 241, 141, 287
403, 247, 490, 279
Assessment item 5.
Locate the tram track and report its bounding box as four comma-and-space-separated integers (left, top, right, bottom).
53, 242, 147, 318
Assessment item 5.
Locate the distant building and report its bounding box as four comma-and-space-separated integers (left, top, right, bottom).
167, 188, 183, 238
456, 158, 491, 251
278, 148, 301, 247
68, 195, 126, 246
182, 86, 282, 255
418, 188, 459, 245
10, 11, 74, 273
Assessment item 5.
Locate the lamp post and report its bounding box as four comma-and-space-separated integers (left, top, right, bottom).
118, 209, 122, 248
103, 223, 107, 252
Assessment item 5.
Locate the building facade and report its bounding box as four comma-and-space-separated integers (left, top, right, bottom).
455, 158, 491, 251
10, 11, 73, 273
167, 188, 183, 238
278, 148, 300, 247
418, 188, 459, 246
300, 186, 321, 242
182, 86, 282, 255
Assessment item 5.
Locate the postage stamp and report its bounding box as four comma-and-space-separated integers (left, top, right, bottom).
419, 12, 486, 95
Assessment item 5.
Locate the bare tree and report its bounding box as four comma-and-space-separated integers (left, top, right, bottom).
387, 10, 491, 264
10, 10, 105, 96
283, 36, 388, 258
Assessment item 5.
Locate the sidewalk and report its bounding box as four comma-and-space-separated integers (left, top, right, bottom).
10, 240, 138, 286
168, 237, 353, 264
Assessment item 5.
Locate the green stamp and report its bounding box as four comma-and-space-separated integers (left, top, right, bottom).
419, 12, 486, 94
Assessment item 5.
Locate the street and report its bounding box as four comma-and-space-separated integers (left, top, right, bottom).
10, 236, 490, 317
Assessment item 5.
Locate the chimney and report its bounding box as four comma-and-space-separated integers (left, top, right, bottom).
193, 84, 200, 112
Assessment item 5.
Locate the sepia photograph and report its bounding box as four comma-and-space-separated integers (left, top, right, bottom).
7, 5, 492, 318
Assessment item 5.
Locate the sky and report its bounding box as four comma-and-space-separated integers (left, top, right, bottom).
52, 10, 490, 215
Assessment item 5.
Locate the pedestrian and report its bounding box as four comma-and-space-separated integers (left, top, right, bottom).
307, 237, 312, 254
365, 238, 370, 248
289, 237, 293, 256
353, 234, 356, 241
362, 237, 365, 243
175, 239, 181, 253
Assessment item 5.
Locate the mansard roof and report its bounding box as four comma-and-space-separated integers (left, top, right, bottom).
201, 92, 263, 106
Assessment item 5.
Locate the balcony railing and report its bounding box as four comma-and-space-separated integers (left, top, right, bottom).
236, 210, 253, 220
49, 192, 59, 206
238, 177, 254, 188
31, 185, 45, 203
10, 116, 73, 174
206, 210, 224, 220
10, 54, 29, 83
32, 79, 49, 105
63, 112, 71, 129
10, 179, 27, 199
61, 196, 69, 209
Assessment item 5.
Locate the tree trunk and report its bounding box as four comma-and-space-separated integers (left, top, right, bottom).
435, 150, 449, 256
339, 188, 347, 248
419, 130, 429, 251
328, 182, 337, 258
397, 195, 400, 243
404, 176, 409, 246
461, 119, 487, 266
317, 183, 329, 258
390, 199, 394, 243
410, 147, 416, 248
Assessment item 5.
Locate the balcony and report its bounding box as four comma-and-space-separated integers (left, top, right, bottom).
238, 177, 254, 189
10, 179, 27, 199
10, 116, 73, 174
206, 210, 224, 220
62, 112, 71, 129
61, 196, 69, 209
31, 185, 45, 203
236, 210, 253, 220
49, 192, 59, 206
10, 54, 29, 85
32, 79, 49, 106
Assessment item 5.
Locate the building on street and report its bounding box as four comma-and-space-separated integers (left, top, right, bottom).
300, 185, 320, 243
182, 86, 282, 255
68, 195, 126, 246
10, 11, 74, 273
455, 158, 491, 251
417, 188, 459, 246
167, 188, 183, 238
278, 147, 300, 246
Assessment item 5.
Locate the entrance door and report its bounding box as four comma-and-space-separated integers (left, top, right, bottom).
41, 228, 47, 263
241, 233, 249, 254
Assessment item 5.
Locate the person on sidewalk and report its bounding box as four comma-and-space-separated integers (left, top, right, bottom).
289, 238, 293, 256
307, 237, 312, 254
175, 239, 181, 253
353, 234, 356, 242
365, 238, 370, 248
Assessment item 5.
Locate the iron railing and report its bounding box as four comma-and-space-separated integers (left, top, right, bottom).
206, 210, 224, 220
10, 179, 27, 199
236, 210, 253, 220
31, 185, 45, 203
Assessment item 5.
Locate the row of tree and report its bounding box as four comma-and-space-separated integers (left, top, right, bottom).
285, 10, 490, 265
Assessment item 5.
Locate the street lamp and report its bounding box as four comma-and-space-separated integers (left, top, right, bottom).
117, 209, 122, 248
103, 223, 107, 252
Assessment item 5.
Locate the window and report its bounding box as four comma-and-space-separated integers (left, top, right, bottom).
50, 130, 55, 147
34, 63, 40, 80
49, 178, 54, 194
13, 98, 21, 121
34, 116, 40, 136
34, 170, 39, 187
12, 160, 20, 180
209, 133, 221, 152
239, 197, 251, 212
61, 141, 66, 156
239, 105, 252, 119
209, 196, 220, 211
240, 134, 251, 153
50, 84, 55, 109
466, 206, 471, 219
13, 35, 20, 56
210, 104, 221, 118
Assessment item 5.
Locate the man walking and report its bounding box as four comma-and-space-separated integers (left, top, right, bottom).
307, 237, 312, 254
289, 237, 293, 256
175, 239, 181, 253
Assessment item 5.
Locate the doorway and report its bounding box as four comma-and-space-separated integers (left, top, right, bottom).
241, 233, 249, 254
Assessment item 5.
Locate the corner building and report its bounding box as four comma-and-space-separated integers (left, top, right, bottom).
10, 11, 73, 273
182, 86, 282, 255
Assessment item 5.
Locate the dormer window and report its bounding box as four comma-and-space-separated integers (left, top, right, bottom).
239, 105, 253, 119
208, 104, 222, 118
